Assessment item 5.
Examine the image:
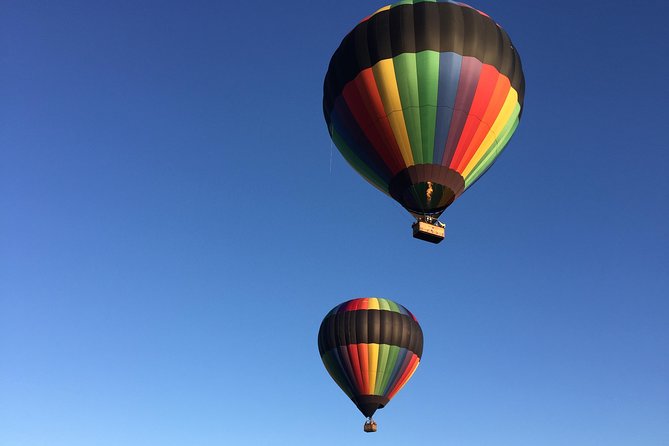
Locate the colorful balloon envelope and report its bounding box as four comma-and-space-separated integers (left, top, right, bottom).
318, 298, 423, 430
323, 0, 525, 238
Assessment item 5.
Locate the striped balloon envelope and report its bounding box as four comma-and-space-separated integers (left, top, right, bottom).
323, 0, 525, 221
317, 298, 423, 426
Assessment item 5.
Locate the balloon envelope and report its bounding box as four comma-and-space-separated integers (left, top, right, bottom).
323, 0, 525, 217
318, 298, 424, 418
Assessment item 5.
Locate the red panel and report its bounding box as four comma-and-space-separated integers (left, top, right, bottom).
343, 69, 406, 174
387, 354, 419, 400
343, 300, 356, 312
449, 64, 499, 171
347, 343, 364, 392
358, 344, 370, 394
455, 73, 511, 172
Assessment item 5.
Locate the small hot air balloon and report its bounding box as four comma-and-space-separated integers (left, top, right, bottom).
323, 0, 525, 243
317, 297, 423, 432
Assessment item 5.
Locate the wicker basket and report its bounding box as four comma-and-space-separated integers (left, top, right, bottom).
363, 421, 377, 433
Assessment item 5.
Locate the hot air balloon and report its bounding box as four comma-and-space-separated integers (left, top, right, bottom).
317, 297, 423, 432
323, 0, 525, 243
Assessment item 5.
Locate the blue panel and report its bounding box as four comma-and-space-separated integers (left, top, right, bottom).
433, 52, 462, 164
330, 96, 393, 183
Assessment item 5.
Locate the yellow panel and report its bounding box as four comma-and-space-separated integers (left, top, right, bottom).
373, 5, 391, 15
367, 298, 380, 311
361, 5, 391, 24
372, 59, 414, 166
367, 343, 380, 394
461, 88, 519, 178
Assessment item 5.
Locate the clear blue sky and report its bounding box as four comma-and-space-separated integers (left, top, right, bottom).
2, 1, 667, 445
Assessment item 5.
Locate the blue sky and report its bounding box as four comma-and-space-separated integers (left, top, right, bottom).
1, 1, 668, 445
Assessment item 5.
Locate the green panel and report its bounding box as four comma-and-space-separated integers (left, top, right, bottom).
374, 343, 391, 395
378, 345, 400, 394
466, 108, 520, 186
393, 53, 424, 164
465, 107, 520, 187
332, 130, 389, 193
378, 298, 392, 312
416, 51, 439, 163
386, 299, 400, 313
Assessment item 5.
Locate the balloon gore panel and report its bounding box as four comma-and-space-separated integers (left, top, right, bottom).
323, 0, 525, 216
318, 297, 423, 418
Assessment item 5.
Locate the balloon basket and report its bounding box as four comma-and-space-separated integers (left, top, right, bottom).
363, 419, 377, 433
412, 220, 445, 244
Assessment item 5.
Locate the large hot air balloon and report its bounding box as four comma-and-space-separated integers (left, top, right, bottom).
318, 297, 423, 432
323, 0, 525, 243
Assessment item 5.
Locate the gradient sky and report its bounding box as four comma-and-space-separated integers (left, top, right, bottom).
2, 1, 668, 445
